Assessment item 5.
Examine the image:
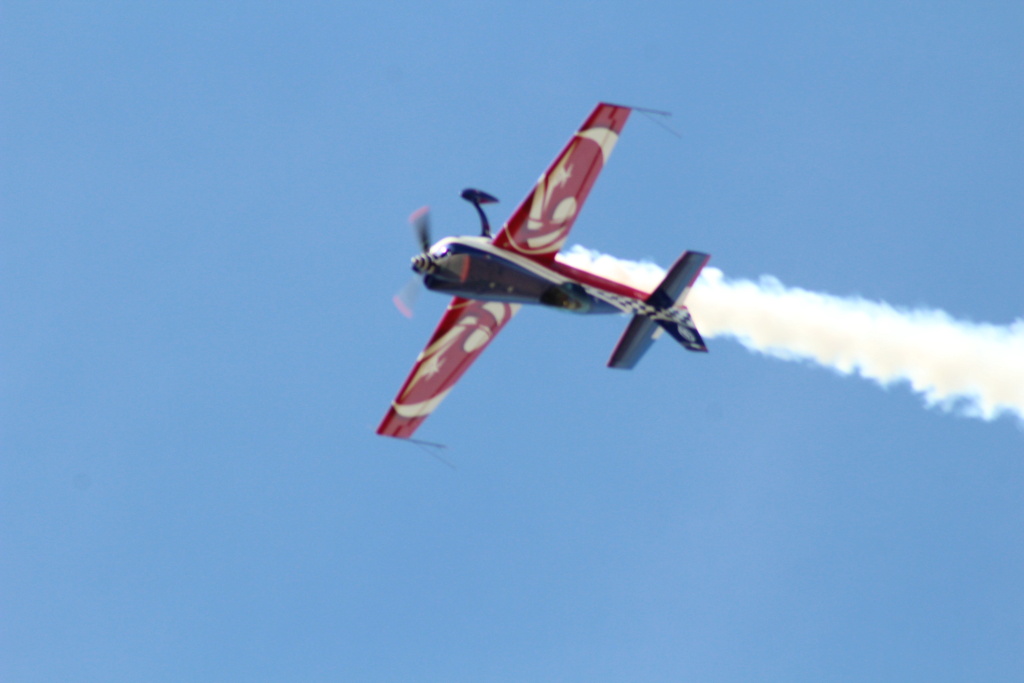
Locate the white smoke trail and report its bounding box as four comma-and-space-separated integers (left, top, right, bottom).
559, 245, 1024, 422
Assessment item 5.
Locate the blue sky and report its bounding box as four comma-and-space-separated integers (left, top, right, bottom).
2, 2, 1022, 681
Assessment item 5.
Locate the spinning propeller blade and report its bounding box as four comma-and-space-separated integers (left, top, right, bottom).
392, 275, 420, 318
409, 206, 431, 253
393, 207, 432, 318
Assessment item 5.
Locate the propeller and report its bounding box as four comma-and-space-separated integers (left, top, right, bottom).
393, 206, 432, 318
409, 205, 431, 253
392, 275, 420, 318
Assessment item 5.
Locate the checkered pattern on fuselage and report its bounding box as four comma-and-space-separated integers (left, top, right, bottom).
582, 286, 695, 325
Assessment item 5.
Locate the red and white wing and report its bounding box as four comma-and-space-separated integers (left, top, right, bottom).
491, 103, 631, 263
377, 298, 520, 439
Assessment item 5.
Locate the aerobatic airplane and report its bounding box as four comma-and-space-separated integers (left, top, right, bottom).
378, 103, 710, 439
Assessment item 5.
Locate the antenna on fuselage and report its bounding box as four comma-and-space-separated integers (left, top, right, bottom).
460, 188, 499, 238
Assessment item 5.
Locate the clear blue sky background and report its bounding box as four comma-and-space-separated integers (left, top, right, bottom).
3, 2, 1022, 681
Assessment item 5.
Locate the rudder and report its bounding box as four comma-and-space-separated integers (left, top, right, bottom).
607, 250, 709, 369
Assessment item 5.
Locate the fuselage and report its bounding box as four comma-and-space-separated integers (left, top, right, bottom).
413, 237, 649, 315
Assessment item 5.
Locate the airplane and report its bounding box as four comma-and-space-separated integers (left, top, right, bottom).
377, 103, 710, 439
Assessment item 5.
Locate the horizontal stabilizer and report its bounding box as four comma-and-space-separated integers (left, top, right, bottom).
646, 250, 709, 310
607, 250, 710, 369
608, 315, 660, 369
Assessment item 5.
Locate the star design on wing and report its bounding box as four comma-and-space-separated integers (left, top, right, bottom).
401, 340, 453, 398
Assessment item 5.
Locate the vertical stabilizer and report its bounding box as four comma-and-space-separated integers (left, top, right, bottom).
607, 250, 710, 369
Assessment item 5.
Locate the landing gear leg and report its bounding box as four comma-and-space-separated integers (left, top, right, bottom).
461, 188, 499, 238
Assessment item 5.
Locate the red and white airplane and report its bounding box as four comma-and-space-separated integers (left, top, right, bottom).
378, 103, 709, 439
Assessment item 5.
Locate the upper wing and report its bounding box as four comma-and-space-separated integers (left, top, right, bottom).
491, 103, 631, 263
377, 297, 520, 439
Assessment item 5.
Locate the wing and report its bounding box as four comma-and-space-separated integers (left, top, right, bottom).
377, 297, 520, 439
491, 103, 631, 263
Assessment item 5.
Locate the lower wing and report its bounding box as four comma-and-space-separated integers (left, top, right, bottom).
377, 297, 520, 439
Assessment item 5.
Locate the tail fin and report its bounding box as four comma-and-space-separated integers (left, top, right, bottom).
607, 251, 709, 369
